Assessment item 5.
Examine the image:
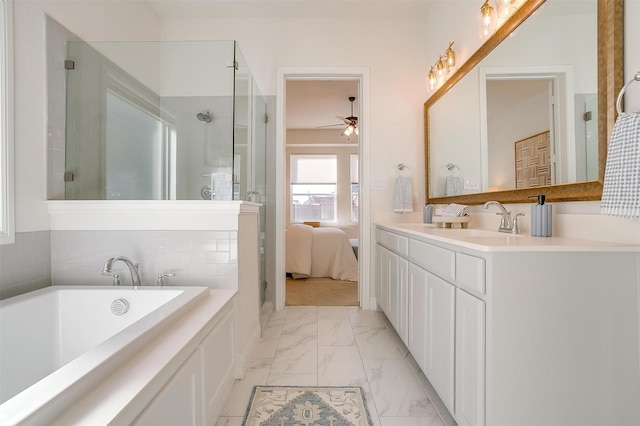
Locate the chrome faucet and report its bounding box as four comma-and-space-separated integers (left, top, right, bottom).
102, 256, 142, 287
483, 201, 522, 234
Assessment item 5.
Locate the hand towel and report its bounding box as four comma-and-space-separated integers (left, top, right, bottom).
211, 172, 234, 200
601, 112, 640, 221
445, 175, 462, 196
393, 176, 413, 213
441, 203, 469, 217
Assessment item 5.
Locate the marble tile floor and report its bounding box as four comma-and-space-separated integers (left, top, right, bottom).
216, 306, 445, 426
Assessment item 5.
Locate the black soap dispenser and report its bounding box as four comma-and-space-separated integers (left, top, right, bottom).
528, 195, 552, 237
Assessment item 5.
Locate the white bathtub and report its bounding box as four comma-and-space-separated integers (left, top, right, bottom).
0, 285, 216, 424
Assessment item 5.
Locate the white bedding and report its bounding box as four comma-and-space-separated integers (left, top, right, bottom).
285, 224, 359, 282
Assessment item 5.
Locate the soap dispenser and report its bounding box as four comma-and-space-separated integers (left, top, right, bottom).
528, 194, 552, 237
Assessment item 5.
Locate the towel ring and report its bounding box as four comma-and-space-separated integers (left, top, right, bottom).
616, 71, 640, 114
397, 163, 410, 171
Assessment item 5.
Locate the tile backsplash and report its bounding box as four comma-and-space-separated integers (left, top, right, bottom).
0, 231, 52, 299
51, 230, 238, 288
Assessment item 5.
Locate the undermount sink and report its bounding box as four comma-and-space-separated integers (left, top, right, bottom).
394, 223, 523, 238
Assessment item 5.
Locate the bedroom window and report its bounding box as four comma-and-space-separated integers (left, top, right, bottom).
290, 154, 337, 222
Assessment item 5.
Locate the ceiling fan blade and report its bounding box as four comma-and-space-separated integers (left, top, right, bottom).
316, 123, 344, 128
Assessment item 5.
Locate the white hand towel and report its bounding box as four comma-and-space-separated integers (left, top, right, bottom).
393, 176, 413, 213
441, 203, 469, 217
601, 112, 640, 221
445, 175, 462, 196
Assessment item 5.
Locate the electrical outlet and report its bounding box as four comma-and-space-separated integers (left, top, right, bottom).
464, 177, 480, 190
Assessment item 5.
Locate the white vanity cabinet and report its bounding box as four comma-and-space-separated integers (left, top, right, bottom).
376, 223, 640, 426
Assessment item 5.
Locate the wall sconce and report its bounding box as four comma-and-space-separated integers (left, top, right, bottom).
427, 42, 456, 91
496, 0, 517, 18
478, 0, 497, 38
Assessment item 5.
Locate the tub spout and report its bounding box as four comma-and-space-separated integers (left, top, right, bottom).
102, 256, 142, 287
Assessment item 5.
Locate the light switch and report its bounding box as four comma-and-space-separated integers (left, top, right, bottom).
373, 178, 388, 190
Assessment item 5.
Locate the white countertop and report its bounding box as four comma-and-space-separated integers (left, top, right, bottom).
377, 222, 640, 252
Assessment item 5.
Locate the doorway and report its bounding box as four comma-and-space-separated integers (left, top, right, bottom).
274, 68, 372, 311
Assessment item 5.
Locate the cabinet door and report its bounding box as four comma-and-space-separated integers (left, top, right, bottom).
425, 273, 455, 412
133, 349, 202, 426
386, 251, 409, 344
408, 263, 429, 371
376, 244, 389, 313
455, 289, 485, 426
396, 256, 409, 345
388, 250, 399, 329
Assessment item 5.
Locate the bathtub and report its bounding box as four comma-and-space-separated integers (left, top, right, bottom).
0, 285, 234, 425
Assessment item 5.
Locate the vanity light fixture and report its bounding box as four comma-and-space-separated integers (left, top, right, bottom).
478, 0, 497, 38
427, 42, 456, 91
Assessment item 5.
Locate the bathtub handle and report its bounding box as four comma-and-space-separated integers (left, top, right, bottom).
157, 273, 175, 286
109, 274, 120, 286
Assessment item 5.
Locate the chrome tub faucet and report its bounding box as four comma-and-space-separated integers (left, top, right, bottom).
102, 256, 142, 287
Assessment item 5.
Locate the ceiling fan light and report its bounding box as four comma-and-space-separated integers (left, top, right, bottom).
342, 125, 354, 137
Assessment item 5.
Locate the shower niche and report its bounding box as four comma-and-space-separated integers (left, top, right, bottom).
47, 19, 266, 202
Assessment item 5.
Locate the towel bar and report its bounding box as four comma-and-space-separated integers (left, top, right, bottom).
616, 70, 640, 114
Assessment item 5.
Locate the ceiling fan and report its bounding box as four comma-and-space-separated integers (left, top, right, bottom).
318, 96, 359, 137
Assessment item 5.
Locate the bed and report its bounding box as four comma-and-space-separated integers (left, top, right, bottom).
285, 224, 359, 282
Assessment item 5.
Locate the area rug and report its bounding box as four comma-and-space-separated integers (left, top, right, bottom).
243, 385, 372, 426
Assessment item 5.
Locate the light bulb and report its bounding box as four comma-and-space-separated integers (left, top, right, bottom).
428, 68, 436, 88
478, 0, 497, 38
437, 58, 445, 76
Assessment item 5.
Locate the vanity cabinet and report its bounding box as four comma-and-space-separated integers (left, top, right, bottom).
376, 223, 640, 426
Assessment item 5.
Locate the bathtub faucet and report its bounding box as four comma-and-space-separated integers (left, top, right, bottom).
102, 256, 142, 287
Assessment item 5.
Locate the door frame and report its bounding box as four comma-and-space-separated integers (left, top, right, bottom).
275, 67, 372, 310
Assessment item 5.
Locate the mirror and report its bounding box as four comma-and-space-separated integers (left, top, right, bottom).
425, 0, 623, 205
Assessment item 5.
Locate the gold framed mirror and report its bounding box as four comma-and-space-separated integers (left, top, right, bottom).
425, 0, 623, 205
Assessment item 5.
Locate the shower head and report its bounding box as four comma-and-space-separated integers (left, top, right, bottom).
197, 111, 213, 123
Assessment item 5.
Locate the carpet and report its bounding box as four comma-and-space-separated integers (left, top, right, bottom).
243, 385, 372, 426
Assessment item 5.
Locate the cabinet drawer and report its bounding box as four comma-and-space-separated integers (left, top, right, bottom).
379, 229, 409, 256
409, 239, 455, 282
456, 253, 486, 294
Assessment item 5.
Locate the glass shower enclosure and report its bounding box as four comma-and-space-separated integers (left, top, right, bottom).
58, 38, 267, 301
62, 40, 265, 204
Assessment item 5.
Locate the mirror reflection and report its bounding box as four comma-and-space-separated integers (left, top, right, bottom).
428, 0, 597, 198
47, 18, 266, 201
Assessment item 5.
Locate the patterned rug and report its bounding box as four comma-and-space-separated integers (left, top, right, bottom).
243, 386, 372, 426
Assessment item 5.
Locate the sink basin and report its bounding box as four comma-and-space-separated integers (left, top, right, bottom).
395, 224, 522, 238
